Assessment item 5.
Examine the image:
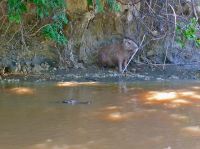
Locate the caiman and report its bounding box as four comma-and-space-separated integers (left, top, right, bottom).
62, 99, 92, 105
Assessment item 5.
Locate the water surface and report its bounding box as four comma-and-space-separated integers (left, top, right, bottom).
1, 81, 200, 149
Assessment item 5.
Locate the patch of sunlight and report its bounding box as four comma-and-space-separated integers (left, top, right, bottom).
171, 99, 192, 105
101, 112, 135, 122
191, 86, 200, 90
147, 91, 177, 101
143, 109, 158, 113
192, 94, 200, 100
181, 126, 200, 136
102, 106, 122, 111
170, 114, 188, 121
178, 90, 200, 100
164, 103, 181, 109
179, 91, 196, 96
9, 87, 34, 95
29, 141, 94, 149
56, 81, 100, 87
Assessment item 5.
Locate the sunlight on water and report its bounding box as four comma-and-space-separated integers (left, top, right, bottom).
142, 88, 200, 108
169, 114, 188, 121
179, 91, 196, 96
9, 87, 35, 95
146, 91, 177, 101
98, 111, 136, 122
191, 86, 200, 90
181, 126, 200, 137
56, 81, 100, 87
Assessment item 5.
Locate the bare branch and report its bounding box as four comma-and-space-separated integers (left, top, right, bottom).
122, 34, 146, 73
30, 24, 51, 37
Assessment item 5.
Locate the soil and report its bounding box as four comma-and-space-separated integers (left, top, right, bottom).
1, 64, 200, 83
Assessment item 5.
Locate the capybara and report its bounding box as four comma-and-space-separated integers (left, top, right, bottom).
98, 38, 138, 72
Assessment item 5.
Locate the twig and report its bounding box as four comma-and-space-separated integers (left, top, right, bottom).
122, 34, 146, 73
191, 0, 198, 19
28, 20, 40, 33
0, 16, 7, 29
7, 30, 20, 44
116, 0, 141, 5
20, 22, 28, 51
30, 24, 51, 36
169, 4, 177, 47
163, 0, 169, 70
3, 22, 11, 36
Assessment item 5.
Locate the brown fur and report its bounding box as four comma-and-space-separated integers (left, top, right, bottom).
98, 38, 138, 72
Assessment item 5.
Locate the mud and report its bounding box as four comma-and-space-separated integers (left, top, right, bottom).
1, 64, 200, 83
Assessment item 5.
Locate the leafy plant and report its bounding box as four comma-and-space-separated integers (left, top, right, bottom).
8, 0, 27, 23
106, 0, 121, 12
42, 22, 67, 45
87, 0, 93, 8
87, 0, 121, 12
7, 0, 121, 45
7, 0, 68, 45
43, 12, 68, 45
31, 0, 66, 18
176, 18, 200, 48
96, 0, 104, 12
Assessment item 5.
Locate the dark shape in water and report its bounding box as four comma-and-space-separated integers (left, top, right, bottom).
62, 99, 92, 105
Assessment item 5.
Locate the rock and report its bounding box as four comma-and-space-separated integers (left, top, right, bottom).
41, 62, 50, 71
74, 63, 86, 69
32, 55, 44, 65
147, 50, 155, 57
32, 64, 43, 74
165, 39, 200, 65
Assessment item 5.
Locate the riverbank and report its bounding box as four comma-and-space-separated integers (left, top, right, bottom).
1, 64, 200, 83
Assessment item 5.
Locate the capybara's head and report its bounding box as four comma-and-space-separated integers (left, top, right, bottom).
123, 38, 138, 51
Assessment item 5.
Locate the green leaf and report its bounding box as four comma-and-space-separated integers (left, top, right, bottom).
8, 0, 27, 23
87, 0, 93, 6
96, 0, 104, 12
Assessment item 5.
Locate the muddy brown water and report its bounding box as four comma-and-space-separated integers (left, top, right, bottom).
1, 81, 200, 149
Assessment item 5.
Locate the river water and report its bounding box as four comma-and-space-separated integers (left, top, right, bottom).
0, 81, 200, 149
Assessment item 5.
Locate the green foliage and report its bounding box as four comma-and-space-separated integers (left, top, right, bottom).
87, 0, 121, 12
31, 0, 66, 18
7, 0, 68, 45
42, 22, 67, 45
106, 0, 121, 12
43, 12, 68, 45
32, 0, 68, 45
8, 0, 27, 23
7, 0, 121, 45
96, 0, 104, 12
87, 0, 93, 7
176, 18, 200, 48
